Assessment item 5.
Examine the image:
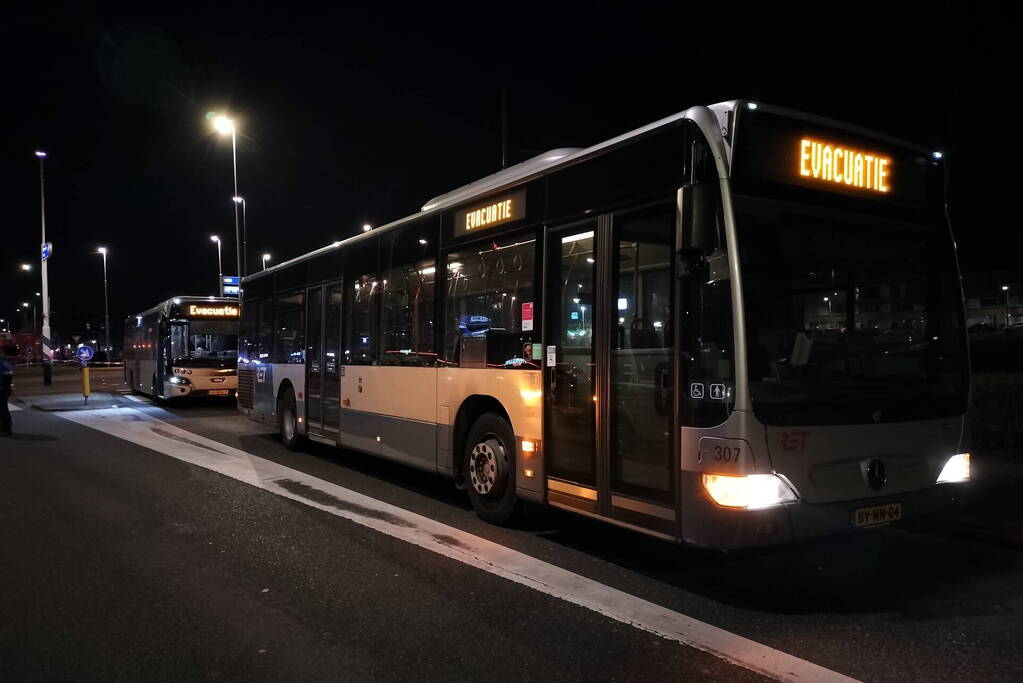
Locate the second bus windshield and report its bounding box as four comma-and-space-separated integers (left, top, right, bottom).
170, 320, 238, 363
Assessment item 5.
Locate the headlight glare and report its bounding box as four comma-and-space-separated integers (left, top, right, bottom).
936, 453, 970, 483
702, 473, 798, 509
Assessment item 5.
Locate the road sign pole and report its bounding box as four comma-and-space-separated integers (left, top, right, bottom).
38, 156, 52, 385
82, 365, 90, 405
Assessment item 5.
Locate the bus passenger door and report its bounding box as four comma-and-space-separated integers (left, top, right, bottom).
306, 286, 324, 432
545, 206, 678, 539
545, 222, 599, 507
306, 281, 343, 438
322, 282, 343, 433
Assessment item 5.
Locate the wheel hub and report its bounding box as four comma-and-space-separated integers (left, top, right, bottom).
469, 438, 504, 496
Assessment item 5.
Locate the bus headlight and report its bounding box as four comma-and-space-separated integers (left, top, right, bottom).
169, 376, 190, 385
702, 473, 798, 509
936, 453, 970, 483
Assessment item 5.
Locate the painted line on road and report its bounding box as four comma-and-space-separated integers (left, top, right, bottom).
56, 407, 857, 683
9, 403, 23, 412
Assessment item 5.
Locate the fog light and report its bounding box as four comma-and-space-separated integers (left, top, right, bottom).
523, 468, 535, 478
521, 439, 536, 454
702, 473, 798, 509
937, 453, 970, 483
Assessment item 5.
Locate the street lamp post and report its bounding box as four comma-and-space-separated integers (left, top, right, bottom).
211, 235, 223, 296
35, 151, 53, 383
22, 302, 36, 338
213, 115, 243, 281
234, 195, 247, 276
97, 248, 110, 355
262, 253, 271, 271
1003, 285, 1011, 328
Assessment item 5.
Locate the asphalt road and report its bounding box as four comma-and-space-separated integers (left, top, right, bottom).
2, 391, 1022, 682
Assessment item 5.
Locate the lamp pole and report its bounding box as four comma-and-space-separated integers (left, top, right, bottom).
262, 253, 271, 271
234, 195, 246, 277
211, 235, 223, 296
213, 116, 242, 280
97, 248, 110, 355
35, 151, 53, 381
1003, 285, 1011, 328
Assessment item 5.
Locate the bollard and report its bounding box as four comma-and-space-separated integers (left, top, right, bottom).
82, 365, 90, 405
43, 362, 52, 386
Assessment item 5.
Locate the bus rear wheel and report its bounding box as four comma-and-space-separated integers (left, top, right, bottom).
278, 387, 302, 451
464, 413, 519, 525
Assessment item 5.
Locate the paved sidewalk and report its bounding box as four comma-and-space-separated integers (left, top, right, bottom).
12, 391, 131, 412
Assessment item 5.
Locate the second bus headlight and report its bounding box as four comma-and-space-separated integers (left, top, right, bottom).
702, 473, 798, 509
169, 376, 190, 385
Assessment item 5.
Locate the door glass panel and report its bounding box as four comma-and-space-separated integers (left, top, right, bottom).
610, 228, 674, 503
546, 228, 597, 486
323, 282, 343, 431
306, 286, 323, 428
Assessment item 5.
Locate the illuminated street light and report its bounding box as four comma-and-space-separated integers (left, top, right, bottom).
213, 115, 234, 135
210, 112, 243, 279
211, 235, 224, 296
262, 253, 271, 270
362, 224, 372, 232
96, 247, 110, 354
20, 263, 32, 271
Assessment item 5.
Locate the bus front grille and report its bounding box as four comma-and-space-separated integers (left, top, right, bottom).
237, 367, 255, 409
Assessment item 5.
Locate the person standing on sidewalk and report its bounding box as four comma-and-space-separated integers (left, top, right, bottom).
0, 347, 13, 437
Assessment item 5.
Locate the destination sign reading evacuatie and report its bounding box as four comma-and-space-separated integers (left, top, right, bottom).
798, 138, 891, 193
188, 304, 239, 318
454, 190, 526, 237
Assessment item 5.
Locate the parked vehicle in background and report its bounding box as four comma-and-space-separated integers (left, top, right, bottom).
123, 297, 239, 401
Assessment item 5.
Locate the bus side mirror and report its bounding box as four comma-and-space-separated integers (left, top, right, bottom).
678, 184, 717, 253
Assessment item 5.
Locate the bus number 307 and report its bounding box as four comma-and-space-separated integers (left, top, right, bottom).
714, 446, 741, 463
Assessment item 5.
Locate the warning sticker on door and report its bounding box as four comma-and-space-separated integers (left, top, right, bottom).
522, 302, 534, 331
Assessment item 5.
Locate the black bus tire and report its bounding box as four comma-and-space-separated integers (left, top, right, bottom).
464, 413, 520, 525
278, 387, 302, 451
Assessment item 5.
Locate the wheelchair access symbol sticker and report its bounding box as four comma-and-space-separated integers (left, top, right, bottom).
689, 382, 705, 400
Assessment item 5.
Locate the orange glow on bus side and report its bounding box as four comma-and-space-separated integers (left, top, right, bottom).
798, 138, 891, 193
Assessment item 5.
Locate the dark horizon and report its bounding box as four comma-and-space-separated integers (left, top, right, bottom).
2, 3, 1009, 341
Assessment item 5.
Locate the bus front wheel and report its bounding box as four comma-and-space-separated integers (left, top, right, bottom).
278, 387, 302, 451
464, 413, 519, 525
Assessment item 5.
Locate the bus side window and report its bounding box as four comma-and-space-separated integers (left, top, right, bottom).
379, 226, 437, 367
443, 233, 538, 368
345, 274, 378, 365
274, 291, 305, 364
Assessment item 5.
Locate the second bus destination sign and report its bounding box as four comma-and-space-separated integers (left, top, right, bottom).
454, 190, 526, 237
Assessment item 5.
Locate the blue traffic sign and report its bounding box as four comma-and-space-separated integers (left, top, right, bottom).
222, 276, 239, 285
42, 242, 52, 261
76, 344, 95, 363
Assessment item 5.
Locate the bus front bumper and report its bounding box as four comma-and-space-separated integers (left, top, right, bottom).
680, 472, 966, 549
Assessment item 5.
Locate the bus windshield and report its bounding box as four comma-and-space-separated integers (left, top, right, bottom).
735, 196, 967, 426
170, 320, 238, 364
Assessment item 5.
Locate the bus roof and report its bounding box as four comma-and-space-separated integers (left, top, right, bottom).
246, 100, 936, 283
126, 296, 239, 320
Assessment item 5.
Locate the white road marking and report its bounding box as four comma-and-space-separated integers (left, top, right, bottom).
9, 403, 22, 412
57, 407, 857, 683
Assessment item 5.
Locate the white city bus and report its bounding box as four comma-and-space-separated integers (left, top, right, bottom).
124, 296, 239, 401
238, 101, 970, 548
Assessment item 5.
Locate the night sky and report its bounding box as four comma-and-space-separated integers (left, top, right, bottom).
2, 3, 1008, 341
